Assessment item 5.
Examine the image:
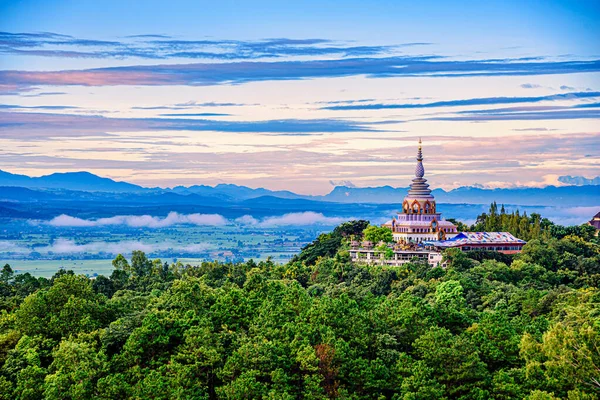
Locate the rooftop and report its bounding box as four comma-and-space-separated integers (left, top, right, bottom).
424, 232, 526, 247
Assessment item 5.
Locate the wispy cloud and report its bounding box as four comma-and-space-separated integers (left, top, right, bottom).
512, 127, 559, 132
234, 215, 259, 225
158, 113, 231, 117
0, 103, 78, 110
48, 212, 228, 228
321, 91, 600, 110
520, 83, 542, 89
2, 57, 599, 91
123, 34, 173, 39
19, 91, 67, 98
257, 212, 347, 227
0, 238, 214, 256
0, 31, 398, 61
45, 211, 348, 229
234, 213, 350, 227
423, 108, 600, 121
131, 101, 249, 110
0, 111, 378, 138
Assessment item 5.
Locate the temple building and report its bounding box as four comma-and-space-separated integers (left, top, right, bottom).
588, 211, 600, 236
424, 232, 526, 254
383, 139, 458, 243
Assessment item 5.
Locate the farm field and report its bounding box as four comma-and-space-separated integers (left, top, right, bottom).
0, 223, 318, 277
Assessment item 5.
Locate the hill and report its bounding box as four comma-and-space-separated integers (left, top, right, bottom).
0, 170, 146, 193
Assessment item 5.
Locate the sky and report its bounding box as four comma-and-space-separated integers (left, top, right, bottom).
0, 0, 599, 194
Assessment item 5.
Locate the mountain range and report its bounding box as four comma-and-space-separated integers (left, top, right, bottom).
1, 169, 599, 207
0, 170, 146, 192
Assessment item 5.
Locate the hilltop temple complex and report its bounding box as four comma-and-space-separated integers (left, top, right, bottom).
350, 139, 526, 267
383, 139, 458, 243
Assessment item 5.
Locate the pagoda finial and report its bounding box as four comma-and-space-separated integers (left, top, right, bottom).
415, 139, 424, 177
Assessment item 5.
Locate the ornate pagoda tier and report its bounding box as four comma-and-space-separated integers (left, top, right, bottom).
383, 139, 458, 243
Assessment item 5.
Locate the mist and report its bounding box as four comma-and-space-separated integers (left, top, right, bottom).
48, 212, 229, 228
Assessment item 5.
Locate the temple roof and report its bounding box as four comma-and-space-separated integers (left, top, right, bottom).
589, 211, 600, 229
405, 138, 434, 200
424, 232, 526, 247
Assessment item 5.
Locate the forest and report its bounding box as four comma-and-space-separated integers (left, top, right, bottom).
0, 208, 598, 399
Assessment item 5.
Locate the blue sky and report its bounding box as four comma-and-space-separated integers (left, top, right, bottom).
0, 0, 599, 193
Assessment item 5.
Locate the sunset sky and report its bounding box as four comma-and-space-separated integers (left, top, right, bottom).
1, 0, 599, 194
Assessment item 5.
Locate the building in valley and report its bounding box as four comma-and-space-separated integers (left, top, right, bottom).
383, 139, 458, 243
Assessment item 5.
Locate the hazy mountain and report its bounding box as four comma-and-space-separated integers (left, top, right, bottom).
171, 183, 303, 200
1, 170, 598, 207
316, 185, 406, 203
319, 185, 600, 206
434, 185, 600, 206
0, 170, 146, 192
558, 175, 600, 186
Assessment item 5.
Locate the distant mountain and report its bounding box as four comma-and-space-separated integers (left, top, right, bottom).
558, 175, 600, 186
1, 169, 598, 207
171, 183, 304, 200
435, 185, 600, 206
316, 185, 406, 203
0, 170, 146, 192
318, 185, 600, 206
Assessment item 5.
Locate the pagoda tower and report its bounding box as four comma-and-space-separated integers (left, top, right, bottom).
384, 139, 458, 243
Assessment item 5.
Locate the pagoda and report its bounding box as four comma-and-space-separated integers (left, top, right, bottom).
383, 139, 458, 243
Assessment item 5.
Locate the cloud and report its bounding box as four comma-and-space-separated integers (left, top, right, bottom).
0, 239, 215, 256
560, 85, 576, 90
258, 212, 347, 227
234, 215, 259, 225
49, 215, 96, 227
315, 98, 377, 105
573, 102, 600, 108
123, 34, 173, 39
173, 101, 251, 107
423, 108, 600, 121
530, 206, 600, 226
512, 127, 559, 132
2, 57, 599, 91
0, 31, 396, 61
0, 104, 78, 110
321, 91, 600, 110
0, 111, 378, 137
48, 239, 159, 254
132, 101, 249, 110
19, 91, 67, 97
520, 83, 542, 89
158, 113, 231, 117
0, 241, 29, 254
48, 212, 229, 228
43, 211, 353, 229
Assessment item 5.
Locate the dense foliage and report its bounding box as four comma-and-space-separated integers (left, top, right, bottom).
466, 203, 597, 243
0, 221, 598, 399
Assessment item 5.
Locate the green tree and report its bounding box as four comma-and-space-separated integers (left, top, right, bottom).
521, 289, 600, 394
14, 274, 110, 339
363, 225, 393, 244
